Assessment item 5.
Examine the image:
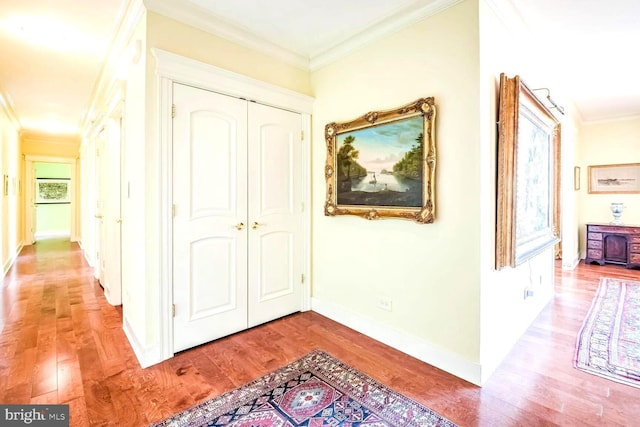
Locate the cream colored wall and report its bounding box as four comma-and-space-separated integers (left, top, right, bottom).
311, 0, 483, 381
21, 136, 80, 158
146, 12, 312, 96
578, 116, 640, 255
0, 107, 22, 274
114, 0, 589, 381
477, 0, 582, 382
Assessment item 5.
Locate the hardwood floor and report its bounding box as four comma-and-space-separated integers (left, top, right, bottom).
1, 238, 640, 426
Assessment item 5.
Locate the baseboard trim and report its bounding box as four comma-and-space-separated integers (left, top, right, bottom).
562, 253, 581, 271
311, 297, 482, 386
2, 242, 24, 277
35, 231, 71, 240
123, 316, 164, 369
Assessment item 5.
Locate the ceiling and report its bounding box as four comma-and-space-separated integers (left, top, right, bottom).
1, 0, 639, 139
0, 0, 128, 138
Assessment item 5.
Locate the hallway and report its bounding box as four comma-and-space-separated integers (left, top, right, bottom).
1, 239, 640, 426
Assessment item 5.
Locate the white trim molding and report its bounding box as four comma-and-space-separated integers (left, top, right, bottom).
311, 298, 483, 386
0, 93, 21, 130
150, 48, 314, 367
145, 0, 463, 72
145, 0, 309, 70
151, 48, 314, 113
311, 0, 465, 70
123, 316, 161, 368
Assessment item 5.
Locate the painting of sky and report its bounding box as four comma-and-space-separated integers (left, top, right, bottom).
336, 115, 422, 172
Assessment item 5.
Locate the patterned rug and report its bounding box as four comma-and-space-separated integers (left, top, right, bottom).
151, 349, 457, 426
574, 277, 640, 388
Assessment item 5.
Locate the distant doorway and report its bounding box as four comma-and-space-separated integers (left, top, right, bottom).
25, 156, 77, 244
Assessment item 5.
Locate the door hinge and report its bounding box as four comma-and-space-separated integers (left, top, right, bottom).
172, 204, 176, 217
301, 274, 304, 284
301, 130, 304, 140
172, 104, 176, 118
172, 304, 176, 317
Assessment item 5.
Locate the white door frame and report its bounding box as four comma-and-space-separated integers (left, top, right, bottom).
24, 155, 78, 244
152, 48, 314, 362
100, 84, 125, 306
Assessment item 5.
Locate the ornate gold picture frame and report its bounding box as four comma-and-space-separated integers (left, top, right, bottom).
324, 98, 436, 223
495, 74, 561, 269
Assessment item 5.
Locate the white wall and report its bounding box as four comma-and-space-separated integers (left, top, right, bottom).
477, 0, 582, 382
121, 13, 149, 353
578, 116, 640, 255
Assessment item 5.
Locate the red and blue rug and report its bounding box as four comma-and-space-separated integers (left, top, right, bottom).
574, 277, 640, 388
152, 349, 457, 426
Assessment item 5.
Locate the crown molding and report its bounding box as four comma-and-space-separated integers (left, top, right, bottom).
144, 0, 463, 72
82, 0, 145, 131
144, 0, 310, 70
0, 91, 22, 131
310, 0, 464, 71
482, 0, 531, 40
151, 48, 314, 114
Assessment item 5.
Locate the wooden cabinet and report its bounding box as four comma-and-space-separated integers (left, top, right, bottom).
585, 223, 640, 269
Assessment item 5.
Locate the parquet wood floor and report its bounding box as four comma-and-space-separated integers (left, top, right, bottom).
1, 238, 640, 426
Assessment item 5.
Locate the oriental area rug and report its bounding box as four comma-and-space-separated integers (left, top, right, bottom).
574, 277, 640, 388
151, 349, 457, 427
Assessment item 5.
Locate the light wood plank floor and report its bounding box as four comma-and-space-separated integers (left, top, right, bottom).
1, 238, 640, 426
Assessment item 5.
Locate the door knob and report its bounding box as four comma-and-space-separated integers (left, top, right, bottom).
252, 222, 260, 229
235, 222, 245, 230
95, 214, 103, 219
115, 218, 122, 223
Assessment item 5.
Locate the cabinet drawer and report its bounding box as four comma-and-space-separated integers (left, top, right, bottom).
630, 243, 640, 253
630, 254, 640, 264
588, 232, 603, 241
631, 236, 640, 244
588, 240, 603, 249
587, 249, 602, 259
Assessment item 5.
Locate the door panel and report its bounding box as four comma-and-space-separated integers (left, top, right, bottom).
189, 237, 238, 318
257, 231, 295, 300
173, 83, 248, 352
190, 112, 236, 215
248, 102, 302, 327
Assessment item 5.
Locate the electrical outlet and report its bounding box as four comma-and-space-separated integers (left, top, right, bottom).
377, 297, 392, 311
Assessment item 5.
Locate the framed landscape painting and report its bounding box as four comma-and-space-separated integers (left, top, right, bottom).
324, 98, 437, 223
36, 178, 70, 203
588, 163, 640, 194
495, 73, 561, 269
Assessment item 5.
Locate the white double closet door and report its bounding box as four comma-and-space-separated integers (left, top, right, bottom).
172, 83, 304, 352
